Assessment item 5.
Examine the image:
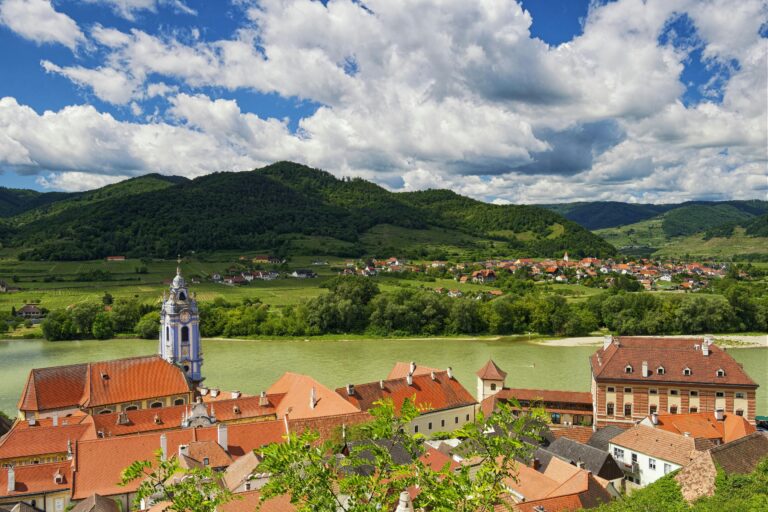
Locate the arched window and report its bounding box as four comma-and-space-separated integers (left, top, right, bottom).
625, 364, 633, 374
166, 326, 169, 341
716, 369, 725, 377
98, 409, 113, 415
179, 292, 186, 301
150, 401, 164, 409
683, 367, 692, 376
490, 383, 497, 391
174, 398, 185, 406
124, 405, 139, 411
181, 326, 189, 343
657, 366, 665, 375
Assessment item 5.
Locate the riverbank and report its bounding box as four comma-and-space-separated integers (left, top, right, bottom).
535, 333, 768, 348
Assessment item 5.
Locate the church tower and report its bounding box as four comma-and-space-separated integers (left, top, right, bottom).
159, 258, 203, 385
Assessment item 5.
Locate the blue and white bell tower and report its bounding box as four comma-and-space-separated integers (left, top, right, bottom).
159, 258, 203, 385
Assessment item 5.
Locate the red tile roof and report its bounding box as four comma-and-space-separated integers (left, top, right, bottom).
476, 359, 507, 380
387, 362, 440, 380
651, 412, 755, 444
18, 356, 192, 413
288, 412, 373, 443
336, 371, 476, 415
0, 421, 91, 461
217, 490, 296, 512
591, 337, 758, 387
551, 426, 595, 444
0, 461, 72, 498
267, 373, 360, 419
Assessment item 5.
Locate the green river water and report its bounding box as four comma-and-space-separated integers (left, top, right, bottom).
0, 338, 765, 416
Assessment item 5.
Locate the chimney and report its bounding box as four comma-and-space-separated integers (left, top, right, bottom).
603, 335, 613, 350
406, 374, 413, 386
52, 413, 58, 427
395, 491, 414, 512
409, 361, 416, 375
199, 387, 209, 396
430, 371, 436, 381
231, 390, 241, 399
531, 457, 541, 471
651, 412, 659, 425
28, 417, 36, 427
178, 444, 190, 458
346, 383, 355, 396
117, 411, 130, 426
67, 439, 73, 460
379, 380, 385, 390
258, 391, 268, 407
309, 387, 317, 409
7, 467, 15, 493
715, 409, 724, 421
447, 367, 453, 379
642, 361, 649, 378
704, 335, 714, 346
683, 432, 690, 437
702, 342, 710, 356
160, 433, 168, 460
210, 388, 220, 398
217, 423, 228, 450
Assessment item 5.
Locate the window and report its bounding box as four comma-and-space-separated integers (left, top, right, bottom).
181, 326, 190, 343
689, 407, 698, 413
607, 403, 615, 416
414, 425, 419, 433
441, 419, 445, 427
428, 422, 433, 430
670, 406, 678, 414
716, 369, 725, 377
657, 366, 665, 375
624, 404, 632, 417
174, 398, 185, 406
649, 458, 657, 470
150, 401, 164, 409
649, 389, 658, 395
683, 368, 692, 376
664, 463, 672, 475
179, 292, 186, 301
203, 457, 209, 466
670, 389, 679, 396
607, 387, 615, 393
735, 392, 746, 399
490, 383, 496, 391
55, 498, 64, 512
166, 326, 169, 341
716, 391, 725, 398
98, 409, 113, 415
690, 390, 699, 397
625, 365, 633, 374
649, 405, 657, 414
613, 447, 624, 460
624, 387, 632, 393
631, 453, 638, 464
735, 409, 744, 416
455, 417, 459, 424
466, 414, 470, 421
551, 413, 561, 425
124, 405, 139, 411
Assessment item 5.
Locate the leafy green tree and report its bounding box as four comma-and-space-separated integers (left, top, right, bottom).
135, 311, 160, 339
91, 312, 115, 340
120, 450, 233, 512
41, 310, 77, 341
258, 399, 546, 512
69, 303, 102, 337
102, 292, 114, 305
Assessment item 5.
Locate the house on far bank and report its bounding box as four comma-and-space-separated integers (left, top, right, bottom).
105, 256, 125, 262
15, 304, 43, 320
290, 269, 317, 279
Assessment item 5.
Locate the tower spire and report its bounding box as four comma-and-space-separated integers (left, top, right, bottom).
176, 254, 182, 276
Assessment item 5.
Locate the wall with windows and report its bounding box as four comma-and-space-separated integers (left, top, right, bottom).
608, 441, 681, 487
91, 393, 191, 415
409, 405, 476, 436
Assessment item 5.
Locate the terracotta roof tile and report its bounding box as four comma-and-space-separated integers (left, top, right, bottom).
610, 425, 698, 466
552, 426, 595, 444
0, 461, 71, 498
591, 337, 758, 387
18, 363, 88, 412
337, 371, 476, 415
387, 362, 440, 380
0, 421, 91, 461
267, 373, 360, 419
69, 493, 121, 512
476, 360, 507, 380
651, 412, 755, 443
218, 490, 296, 512
183, 440, 232, 468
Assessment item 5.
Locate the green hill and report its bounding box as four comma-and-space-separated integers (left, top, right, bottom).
542, 201, 673, 230
0, 187, 69, 217
1, 162, 614, 261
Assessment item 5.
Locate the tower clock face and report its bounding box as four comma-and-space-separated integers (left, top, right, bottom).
180, 310, 191, 323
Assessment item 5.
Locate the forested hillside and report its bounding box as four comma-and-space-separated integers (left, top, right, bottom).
0, 162, 615, 261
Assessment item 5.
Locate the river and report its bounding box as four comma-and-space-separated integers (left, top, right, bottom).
0, 337, 765, 416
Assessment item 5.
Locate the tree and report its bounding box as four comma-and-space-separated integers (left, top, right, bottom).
92, 312, 115, 340
135, 312, 161, 339
258, 399, 546, 512
121, 450, 233, 512
41, 310, 77, 341
102, 292, 114, 305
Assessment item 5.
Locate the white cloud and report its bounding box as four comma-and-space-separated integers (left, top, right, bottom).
83, 0, 196, 21
0, 0, 84, 49
41, 60, 141, 104
36, 171, 131, 191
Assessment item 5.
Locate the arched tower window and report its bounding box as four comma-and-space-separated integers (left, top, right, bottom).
179, 291, 186, 301
181, 326, 189, 343
166, 326, 169, 341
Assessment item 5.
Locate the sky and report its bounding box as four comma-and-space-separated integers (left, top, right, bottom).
0, 0, 765, 204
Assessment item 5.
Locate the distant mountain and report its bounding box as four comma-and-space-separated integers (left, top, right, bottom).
0, 162, 614, 261
0, 187, 69, 217
542, 202, 674, 230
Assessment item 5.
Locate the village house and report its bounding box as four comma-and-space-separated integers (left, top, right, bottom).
0, 461, 71, 512
608, 425, 701, 487
337, 364, 477, 435
14, 305, 43, 320
477, 360, 594, 427
471, 269, 496, 283
590, 336, 759, 428
639, 410, 756, 446
0, 416, 89, 466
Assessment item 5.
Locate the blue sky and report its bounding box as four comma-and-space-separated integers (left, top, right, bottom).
0, 0, 765, 203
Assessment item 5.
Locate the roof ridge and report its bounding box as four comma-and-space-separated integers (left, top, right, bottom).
352, 370, 450, 388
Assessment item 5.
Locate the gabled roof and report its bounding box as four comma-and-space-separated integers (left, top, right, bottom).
69, 493, 121, 512
476, 359, 507, 380
217, 490, 296, 512
709, 432, 768, 474
590, 337, 758, 387
649, 412, 755, 444
18, 356, 191, 412
505, 456, 611, 507
0, 421, 91, 461
183, 440, 232, 468
336, 371, 476, 415
587, 426, 626, 452
610, 425, 698, 466
222, 451, 260, 491
544, 437, 624, 481
0, 461, 71, 498
387, 362, 440, 380
267, 373, 360, 419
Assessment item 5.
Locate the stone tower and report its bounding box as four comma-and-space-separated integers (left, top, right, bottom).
159, 258, 203, 385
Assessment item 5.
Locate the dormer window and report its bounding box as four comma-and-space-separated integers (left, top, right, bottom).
657, 366, 665, 375
716, 369, 725, 377
625, 364, 633, 374
683, 367, 692, 376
